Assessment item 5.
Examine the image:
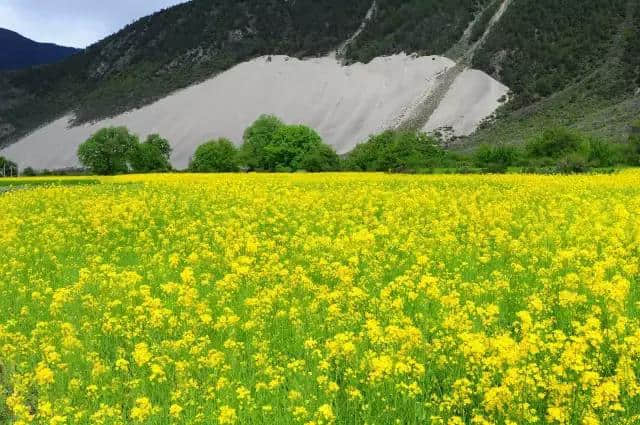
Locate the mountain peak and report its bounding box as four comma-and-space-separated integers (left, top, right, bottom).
0, 28, 80, 70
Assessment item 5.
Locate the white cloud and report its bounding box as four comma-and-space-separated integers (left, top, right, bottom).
0, 0, 190, 47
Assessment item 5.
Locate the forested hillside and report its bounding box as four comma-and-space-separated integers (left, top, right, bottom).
345, 0, 490, 63
1, 0, 639, 150
473, 0, 632, 108
468, 0, 640, 146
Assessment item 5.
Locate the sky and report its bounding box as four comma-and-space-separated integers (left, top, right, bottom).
0, 0, 191, 48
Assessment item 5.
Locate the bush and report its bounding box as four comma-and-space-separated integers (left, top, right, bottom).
190, 138, 239, 172
586, 137, 619, 167
628, 133, 640, 165
525, 127, 585, 159
474, 145, 520, 168
556, 152, 590, 174
77, 127, 139, 175
130, 134, 172, 173
345, 131, 448, 171
241, 115, 285, 171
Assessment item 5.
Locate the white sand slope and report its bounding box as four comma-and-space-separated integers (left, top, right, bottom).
424, 69, 508, 135
1, 54, 508, 170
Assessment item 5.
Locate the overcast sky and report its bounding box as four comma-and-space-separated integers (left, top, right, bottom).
0, 0, 191, 48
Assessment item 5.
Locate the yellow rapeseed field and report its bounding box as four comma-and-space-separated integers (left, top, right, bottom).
1, 171, 640, 425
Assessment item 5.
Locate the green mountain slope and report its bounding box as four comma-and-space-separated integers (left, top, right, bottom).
466, 0, 640, 147
1, 0, 639, 150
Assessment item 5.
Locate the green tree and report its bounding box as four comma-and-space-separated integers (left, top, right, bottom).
77, 127, 139, 175
296, 144, 341, 172
241, 115, 285, 170
264, 124, 335, 171
130, 134, 172, 172
190, 138, 239, 172
21, 166, 37, 177
0, 156, 18, 177
345, 131, 394, 171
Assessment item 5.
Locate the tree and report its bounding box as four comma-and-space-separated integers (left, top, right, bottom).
130, 134, 172, 172
296, 143, 341, 172
264, 124, 337, 171
345, 131, 395, 171
21, 167, 37, 177
0, 156, 18, 177
190, 138, 239, 172
241, 115, 285, 170
77, 127, 139, 175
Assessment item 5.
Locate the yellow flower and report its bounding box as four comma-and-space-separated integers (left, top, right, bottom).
50, 416, 67, 425
132, 343, 152, 367
317, 404, 335, 423
34, 363, 54, 386
115, 358, 129, 372
181, 267, 195, 284
149, 363, 166, 382
169, 404, 183, 418
547, 406, 567, 423
131, 397, 153, 422
219, 406, 237, 424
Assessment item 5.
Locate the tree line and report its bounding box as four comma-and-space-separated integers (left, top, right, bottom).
4, 115, 640, 177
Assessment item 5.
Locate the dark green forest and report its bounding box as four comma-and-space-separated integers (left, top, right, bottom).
473, 0, 633, 108
345, 0, 488, 63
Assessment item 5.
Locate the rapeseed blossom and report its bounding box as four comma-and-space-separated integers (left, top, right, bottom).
0, 171, 639, 424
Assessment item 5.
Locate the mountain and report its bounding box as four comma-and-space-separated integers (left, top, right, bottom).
1, 0, 639, 169
0, 28, 80, 70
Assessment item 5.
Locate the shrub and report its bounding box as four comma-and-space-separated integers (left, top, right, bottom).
345, 131, 447, 171
77, 127, 139, 175
525, 127, 585, 159
130, 134, 172, 173
628, 133, 640, 165
556, 152, 590, 174
474, 145, 520, 168
190, 138, 239, 172
586, 137, 619, 167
